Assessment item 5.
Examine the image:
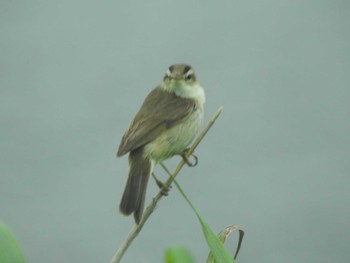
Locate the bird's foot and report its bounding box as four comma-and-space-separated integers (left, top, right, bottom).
152, 173, 171, 196
180, 148, 198, 167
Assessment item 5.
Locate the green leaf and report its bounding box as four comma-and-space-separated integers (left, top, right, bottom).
173, 180, 235, 263
206, 225, 244, 263
0, 221, 27, 263
164, 246, 196, 263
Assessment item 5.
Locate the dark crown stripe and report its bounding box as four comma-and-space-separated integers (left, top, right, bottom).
183, 65, 191, 74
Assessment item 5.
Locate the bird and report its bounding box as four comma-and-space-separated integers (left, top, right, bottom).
117, 64, 205, 224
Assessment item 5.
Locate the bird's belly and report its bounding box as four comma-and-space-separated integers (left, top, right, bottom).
143, 110, 203, 163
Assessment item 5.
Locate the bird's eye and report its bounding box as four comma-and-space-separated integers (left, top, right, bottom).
185, 74, 193, 81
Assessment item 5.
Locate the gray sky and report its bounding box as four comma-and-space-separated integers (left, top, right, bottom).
1, 1, 349, 262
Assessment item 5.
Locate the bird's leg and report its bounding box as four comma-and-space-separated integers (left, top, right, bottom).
180, 148, 198, 167
151, 173, 171, 196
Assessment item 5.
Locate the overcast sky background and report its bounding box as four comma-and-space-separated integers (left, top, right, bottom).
1, 1, 349, 262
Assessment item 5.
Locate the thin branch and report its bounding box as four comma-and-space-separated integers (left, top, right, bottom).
110, 106, 223, 263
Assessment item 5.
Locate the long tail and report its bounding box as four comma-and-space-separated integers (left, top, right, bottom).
119, 147, 152, 224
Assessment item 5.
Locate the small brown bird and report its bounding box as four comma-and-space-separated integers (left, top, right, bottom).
117, 64, 205, 223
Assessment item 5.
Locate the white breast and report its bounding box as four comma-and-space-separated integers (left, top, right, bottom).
144, 82, 205, 162
144, 106, 203, 163
144, 86, 204, 163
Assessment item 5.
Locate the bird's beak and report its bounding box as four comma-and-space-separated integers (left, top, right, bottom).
171, 74, 183, 81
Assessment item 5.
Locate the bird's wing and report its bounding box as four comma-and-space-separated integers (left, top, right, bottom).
117, 87, 195, 156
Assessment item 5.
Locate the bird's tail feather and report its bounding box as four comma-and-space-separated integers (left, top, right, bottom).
119, 148, 151, 224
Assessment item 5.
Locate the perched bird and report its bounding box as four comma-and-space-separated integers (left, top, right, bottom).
117, 64, 205, 224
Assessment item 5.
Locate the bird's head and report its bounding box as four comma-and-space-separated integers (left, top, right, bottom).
161, 64, 204, 104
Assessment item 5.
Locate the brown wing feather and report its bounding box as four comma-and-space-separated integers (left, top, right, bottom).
117, 87, 195, 156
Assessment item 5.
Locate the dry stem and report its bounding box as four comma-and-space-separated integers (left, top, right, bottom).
110, 107, 223, 263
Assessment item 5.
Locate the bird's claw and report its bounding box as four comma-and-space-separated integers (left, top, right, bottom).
152, 173, 171, 196
180, 149, 198, 167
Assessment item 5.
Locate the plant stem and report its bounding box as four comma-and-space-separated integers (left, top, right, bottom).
110, 106, 223, 263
